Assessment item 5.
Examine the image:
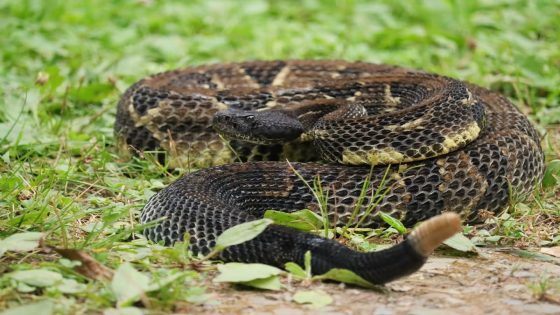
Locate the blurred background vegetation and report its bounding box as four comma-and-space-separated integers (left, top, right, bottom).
1, 0, 558, 147
0, 0, 559, 313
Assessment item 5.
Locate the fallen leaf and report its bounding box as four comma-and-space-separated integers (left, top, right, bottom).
8, 269, 63, 287
111, 263, 150, 306
292, 290, 333, 308
314, 268, 378, 289
499, 248, 559, 264
52, 247, 114, 281
56, 278, 87, 294
264, 209, 323, 231
103, 307, 144, 315
540, 247, 560, 258
215, 219, 273, 251
214, 263, 282, 283
0, 300, 53, 315
0, 232, 43, 257
285, 262, 306, 279
243, 276, 283, 291
443, 233, 478, 253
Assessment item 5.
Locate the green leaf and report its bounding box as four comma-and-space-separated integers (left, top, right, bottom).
111, 263, 150, 306
507, 249, 559, 263
264, 209, 323, 231
69, 82, 114, 103
185, 287, 211, 304
102, 307, 144, 315
484, 235, 502, 243
292, 290, 333, 308
304, 250, 312, 276
443, 232, 478, 253
8, 269, 63, 287
378, 212, 407, 234
0, 300, 53, 315
16, 282, 36, 293
0, 232, 43, 257
215, 218, 273, 251
542, 160, 560, 188
285, 250, 313, 279
284, 262, 306, 278
214, 263, 282, 283
147, 272, 185, 292
314, 268, 377, 289
55, 278, 86, 294
243, 276, 283, 291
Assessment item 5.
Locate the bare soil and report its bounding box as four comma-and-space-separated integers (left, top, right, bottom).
186, 249, 560, 315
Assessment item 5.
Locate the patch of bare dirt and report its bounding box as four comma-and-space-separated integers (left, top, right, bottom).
186, 249, 560, 315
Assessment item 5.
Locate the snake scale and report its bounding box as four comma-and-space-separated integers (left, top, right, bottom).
115, 61, 544, 284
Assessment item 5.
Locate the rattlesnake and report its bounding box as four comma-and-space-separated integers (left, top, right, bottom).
115, 61, 544, 284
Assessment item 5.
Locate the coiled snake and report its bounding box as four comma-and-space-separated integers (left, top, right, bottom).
115, 61, 544, 284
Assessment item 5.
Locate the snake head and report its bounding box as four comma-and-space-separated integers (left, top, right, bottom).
213, 109, 304, 144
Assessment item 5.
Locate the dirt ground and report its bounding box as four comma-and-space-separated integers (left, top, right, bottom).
185, 249, 560, 315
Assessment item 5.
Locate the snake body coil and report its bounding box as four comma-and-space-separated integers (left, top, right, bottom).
116, 61, 544, 284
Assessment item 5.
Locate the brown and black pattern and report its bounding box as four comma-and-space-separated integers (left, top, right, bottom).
116, 61, 545, 284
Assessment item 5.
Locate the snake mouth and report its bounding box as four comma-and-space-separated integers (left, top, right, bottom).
212, 109, 304, 144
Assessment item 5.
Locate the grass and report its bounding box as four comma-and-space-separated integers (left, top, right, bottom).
0, 0, 559, 313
